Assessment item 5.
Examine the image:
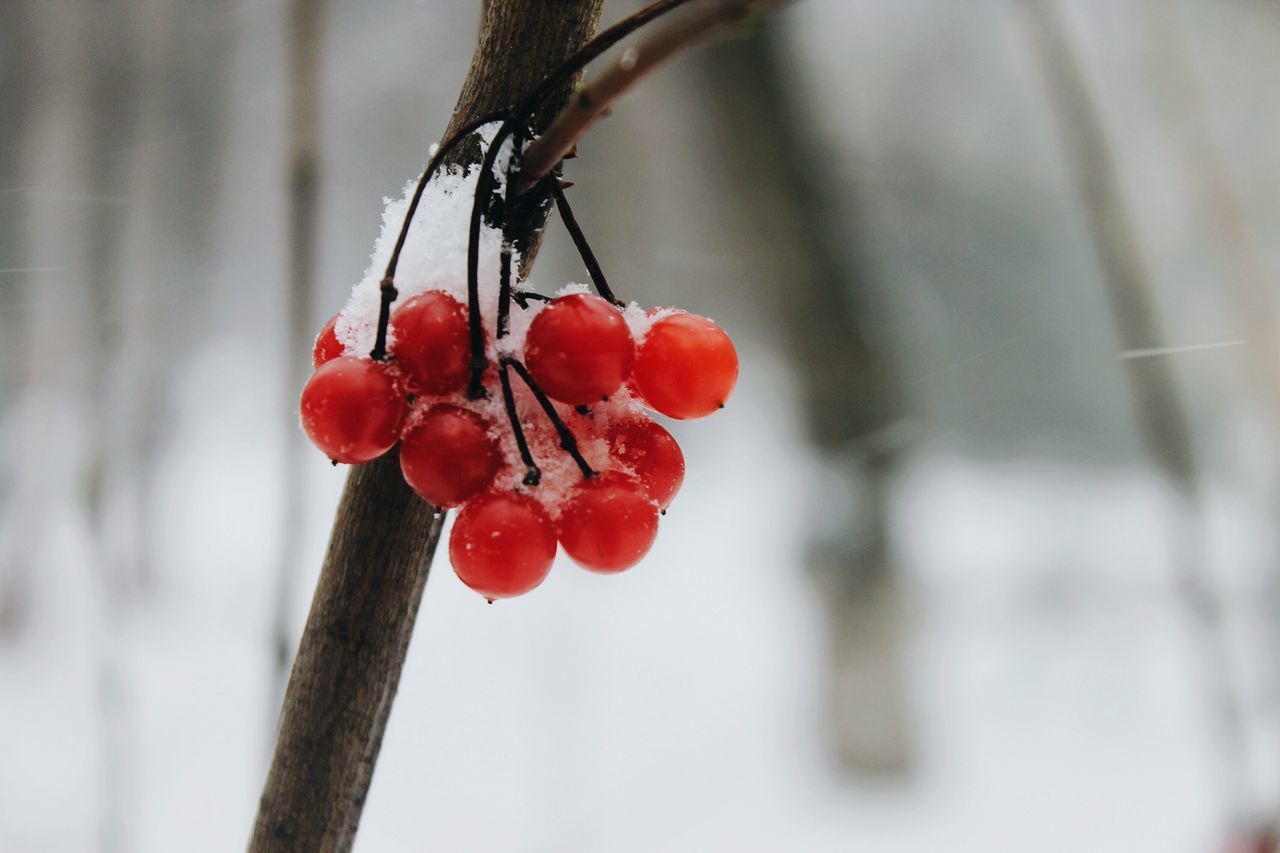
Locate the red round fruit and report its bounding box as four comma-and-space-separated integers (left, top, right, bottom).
633, 311, 737, 420
300, 356, 407, 464
390, 290, 471, 394
313, 313, 344, 367
557, 472, 659, 574
449, 491, 557, 600
524, 293, 635, 405
400, 404, 502, 507
607, 418, 685, 509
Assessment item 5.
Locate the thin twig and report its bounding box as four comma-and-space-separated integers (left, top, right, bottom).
504, 358, 596, 479
515, 0, 795, 195
499, 360, 541, 485
550, 179, 618, 304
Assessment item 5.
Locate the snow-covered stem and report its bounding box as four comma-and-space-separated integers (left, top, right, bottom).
248, 2, 605, 850
514, 0, 796, 196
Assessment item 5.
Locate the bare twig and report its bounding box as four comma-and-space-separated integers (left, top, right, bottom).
515, 0, 795, 195
550, 180, 618, 304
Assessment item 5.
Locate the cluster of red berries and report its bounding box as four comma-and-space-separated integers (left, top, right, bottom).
300, 288, 736, 601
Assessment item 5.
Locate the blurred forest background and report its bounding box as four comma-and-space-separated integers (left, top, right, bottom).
3, 0, 1280, 850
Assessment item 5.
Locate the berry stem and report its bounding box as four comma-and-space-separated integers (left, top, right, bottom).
512, 291, 551, 309
550, 179, 619, 305
369, 278, 398, 361
498, 360, 542, 486
495, 125, 528, 341
497, 239, 514, 337
503, 357, 596, 479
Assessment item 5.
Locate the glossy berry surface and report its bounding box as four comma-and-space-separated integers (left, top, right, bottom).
313, 313, 344, 367
608, 418, 684, 509
449, 491, 557, 600
390, 290, 471, 394
524, 293, 635, 405
557, 473, 659, 573
300, 356, 406, 464
400, 405, 502, 507
633, 312, 738, 420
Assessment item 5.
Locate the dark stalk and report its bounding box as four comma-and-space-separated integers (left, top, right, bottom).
499, 360, 541, 485
495, 125, 528, 341
550, 179, 618, 304
504, 357, 596, 478
369, 278, 399, 362
512, 291, 551, 308
497, 240, 513, 337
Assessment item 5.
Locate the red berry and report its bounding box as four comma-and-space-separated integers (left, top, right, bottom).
400, 405, 502, 507
557, 472, 659, 574
449, 491, 557, 600
313, 313, 344, 367
524, 293, 635, 405
633, 311, 737, 420
607, 418, 684, 509
390, 290, 471, 394
300, 356, 407, 463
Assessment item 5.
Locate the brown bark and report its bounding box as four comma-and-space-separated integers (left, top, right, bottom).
248, 2, 604, 851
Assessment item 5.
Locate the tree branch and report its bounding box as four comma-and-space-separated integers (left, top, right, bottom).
514, 0, 794, 195
248, 2, 604, 850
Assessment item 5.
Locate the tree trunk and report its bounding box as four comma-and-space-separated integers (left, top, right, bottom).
248, 2, 603, 851
698, 26, 912, 776
1014, 0, 1250, 824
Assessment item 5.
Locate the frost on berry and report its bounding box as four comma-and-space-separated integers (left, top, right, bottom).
607, 418, 684, 509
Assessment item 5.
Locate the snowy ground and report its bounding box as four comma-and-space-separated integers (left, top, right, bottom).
2, 340, 1269, 852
